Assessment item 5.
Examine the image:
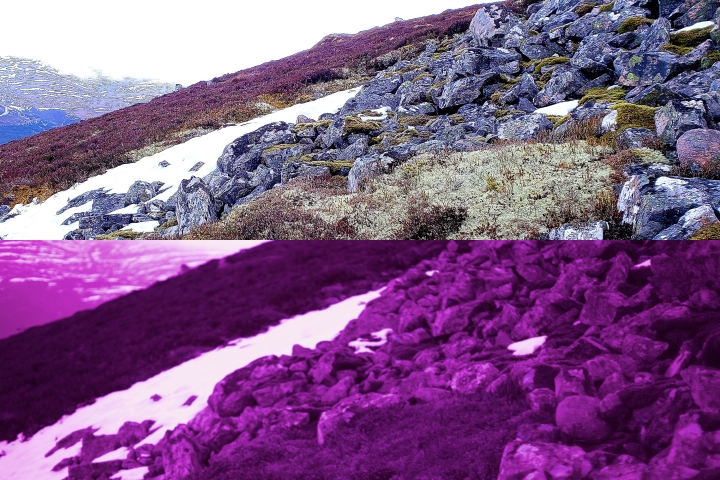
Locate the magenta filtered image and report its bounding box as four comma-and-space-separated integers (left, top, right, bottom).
0, 240, 718, 480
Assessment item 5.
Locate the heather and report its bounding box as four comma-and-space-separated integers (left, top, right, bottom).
191, 393, 542, 480
0, 241, 446, 443
0, 5, 480, 206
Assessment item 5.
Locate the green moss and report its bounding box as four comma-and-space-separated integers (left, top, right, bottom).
294, 120, 332, 131
493, 109, 510, 119
617, 16, 653, 34
528, 29, 539, 36
598, 1, 615, 12
612, 102, 658, 132
554, 114, 572, 127
500, 74, 519, 84
263, 144, 297, 155
628, 55, 643, 67
395, 64, 423, 75
574, 2, 597, 16
520, 59, 540, 70
450, 114, 465, 124
626, 72, 640, 83
661, 43, 693, 55
669, 25, 714, 48
536, 81, 546, 90
579, 87, 628, 106
155, 216, 178, 231
95, 229, 145, 240
413, 73, 432, 83
691, 223, 720, 240
308, 160, 356, 175
399, 114, 433, 126
701, 50, 720, 69
534, 56, 570, 74
344, 116, 382, 135
539, 71, 553, 83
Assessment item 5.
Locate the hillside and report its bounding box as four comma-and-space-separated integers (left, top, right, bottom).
0, 241, 446, 444
0, 6, 480, 207
4, 240, 720, 480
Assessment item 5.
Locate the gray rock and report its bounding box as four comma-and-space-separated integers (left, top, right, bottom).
681, 366, 720, 411
501, 73, 539, 105
498, 113, 553, 140
625, 83, 688, 107
470, 4, 519, 47
162, 425, 208, 480
336, 137, 369, 161
317, 393, 405, 445
616, 128, 660, 150
534, 65, 589, 107
281, 162, 332, 184
124, 181, 156, 206
498, 441, 592, 480
347, 155, 393, 193
364, 74, 403, 96
653, 204, 720, 239
676, 129, 720, 169
56, 188, 107, 215
77, 214, 134, 234
318, 117, 345, 149
556, 395, 612, 442
450, 362, 501, 395
90, 193, 126, 214
214, 174, 255, 206
614, 51, 682, 88
638, 18, 671, 53
175, 177, 220, 234
655, 100, 708, 146
217, 143, 263, 176
547, 221, 609, 240
437, 72, 498, 109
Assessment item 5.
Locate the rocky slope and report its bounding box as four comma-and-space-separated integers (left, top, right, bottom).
47, 241, 720, 480
37, 0, 719, 240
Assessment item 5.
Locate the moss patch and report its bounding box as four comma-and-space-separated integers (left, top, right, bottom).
599, 0, 615, 12
307, 160, 356, 175
294, 120, 333, 131
702, 50, 720, 69
612, 102, 658, 132
263, 144, 298, 154
398, 114, 433, 127
670, 25, 714, 48
95, 230, 145, 240
534, 56, 570, 74
156, 217, 178, 231
578, 87, 628, 106
661, 43, 693, 55
574, 2, 597, 16
344, 116, 382, 135
617, 16, 653, 34
691, 223, 720, 240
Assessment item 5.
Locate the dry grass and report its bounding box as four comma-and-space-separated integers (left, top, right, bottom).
186, 142, 615, 240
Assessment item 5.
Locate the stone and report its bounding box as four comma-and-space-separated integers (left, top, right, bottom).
653, 204, 720, 240
534, 66, 589, 107
616, 128, 660, 150
347, 154, 392, 193
67, 461, 123, 480
430, 301, 480, 337
622, 334, 669, 362
450, 362, 500, 395
655, 100, 708, 146
614, 52, 683, 88
498, 113, 553, 140
500, 73, 539, 106
175, 176, 219, 234
252, 380, 305, 407
281, 162, 331, 184
317, 393, 405, 445
584, 355, 624, 383
547, 221, 608, 240
578, 290, 627, 326
437, 72, 498, 109
470, 4, 518, 47
497, 441, 592, 480
681, 366, 720, 411
639, 18, 672, 53
528, 388, 557, 412
79, 434, 118, 463
162, 425, 208, 480
321, 376, 355, 405
556, 395, 613, 442
555, 367, 594, 400
116, 421, 150, 447
677, 129, 720, 170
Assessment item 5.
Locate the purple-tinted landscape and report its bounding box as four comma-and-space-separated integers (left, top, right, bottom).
0, 240, 265, 339
1, 240, 720, 480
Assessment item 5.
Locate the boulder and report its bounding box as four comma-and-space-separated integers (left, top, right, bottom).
450, 362, 500, 395
621, 334, 669, 362
281, 162, 331, 184
175, 177, 219, 234
555, 367, 594, 400
498, 113, 553, 140
616, 128, 659, 150
497, 441, 592, 480
676, 129, 720, 170
534, 66, 589, 107
547, 221, 608, 240
655, 100, 708, 146
317, 393, 405, 445
681, 366, 720, 411
614, 52, 683, 88
529, 388, 558, 412
162, 425, 208, 480
116, 421, 151, 447
437, 72, 498, 109
347, 154, 392, 193
653, 204, 720, 240
638, 18, 672, 53
430, 301, 479, 337
470, 4, 518, 47
556, 395, 613, 442
321, 376, 355, 405
124, 181, 156, 205
500, 73, 539, 106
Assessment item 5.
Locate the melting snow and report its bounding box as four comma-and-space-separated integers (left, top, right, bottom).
0, 87, 361, 240
633, 259, 652, 269
121, 221, 160, 233
508, 336, 547, 356
535, 100, 579, 116
349, 328, 393, 354
359, 106, 391, 121
676, 21, 715, 33
0, 289, 382, 479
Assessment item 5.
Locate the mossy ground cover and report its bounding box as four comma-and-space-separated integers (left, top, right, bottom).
617, 16, 653, 34
578, 86, 628, 106
188, 142, 615, 240
190, 393, 543, 480
669, 25, 714, 48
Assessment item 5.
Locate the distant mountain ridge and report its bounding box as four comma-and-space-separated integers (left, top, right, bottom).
0, 56, 179, 144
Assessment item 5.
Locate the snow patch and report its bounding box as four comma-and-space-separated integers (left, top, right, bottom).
110, 467, 148, 480
508, 336, 547, 356
349, 328, 393, 354
359, 106, 391, 121
633, 259, 652, 269
121, 221, 159, 233
535, 100, 579, 116
0, 289, 382, 479
676, 21, 715, 33
0, 87, 361, 240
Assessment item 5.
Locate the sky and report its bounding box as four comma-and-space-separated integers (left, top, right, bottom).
1, 1, 484, 86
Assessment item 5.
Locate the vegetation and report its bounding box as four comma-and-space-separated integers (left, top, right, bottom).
0, 5, 479, 207
94, 230, 144, 240
0, 241, 447, 442
669, 25, 714, 48
574, 2, 597, 16
184, 143, 615, 240
612, 102, 658, 132
344, 117, 383, 135
533, 56, 570, 74
504, 0, 544, 15
191, 393, 544, 480
691, 223, 720, 240
661, 43, 693, 55
598, 0, 615, 12
578, 86, 628, 106
617, 16, 653, 34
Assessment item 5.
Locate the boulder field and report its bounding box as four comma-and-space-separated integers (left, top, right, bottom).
11, 0, 718, 240
49, 241, 720, 479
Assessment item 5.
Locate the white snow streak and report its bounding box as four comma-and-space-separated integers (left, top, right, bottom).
508, 336, 547, 356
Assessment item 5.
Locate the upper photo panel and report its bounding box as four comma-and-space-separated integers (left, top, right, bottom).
1, 0, 719, 240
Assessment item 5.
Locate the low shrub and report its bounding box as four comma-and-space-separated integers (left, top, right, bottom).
396, 196, 468, 240
344, 117, 382, 135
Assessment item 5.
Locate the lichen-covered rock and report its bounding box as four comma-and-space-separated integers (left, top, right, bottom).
676, 129, 720, 170
469, 4, 518, 47
653, 204, 720, 239
450, 362, 500, 395
655, 100, 708, 146
162, 425, 208, 480
281, 162, 331, 184
529, 388, 557, 412
614, 52, 683, 88
124, 181, 156, 206
498, 113, 553, 140
500, 73, 539, 106
534, 65, 589, 107
638, 18, 671, 53
347, 154, 393, 193
556, 395, 613, 442
547, 221, 608, 240
175, 176, 220, 234
616, 128, 660, 150
621, 334, 669, 362
681, 366, 720, 411
317, 393, 405, 445
498, 441, 592, 480
437, 72, 498, 109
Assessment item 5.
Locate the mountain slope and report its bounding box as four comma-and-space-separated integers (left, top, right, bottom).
0, 241, 446, 443
0, 6, 480, 206
0, 240, 263, 338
